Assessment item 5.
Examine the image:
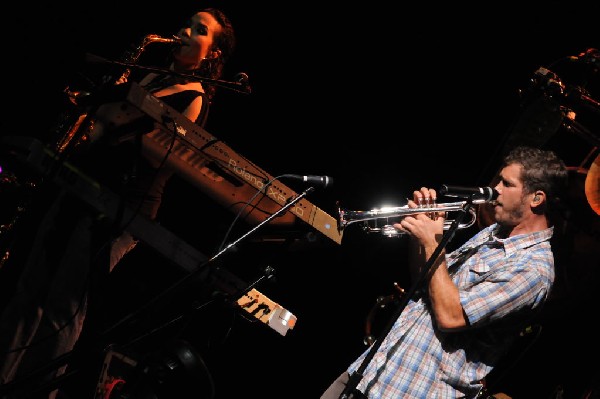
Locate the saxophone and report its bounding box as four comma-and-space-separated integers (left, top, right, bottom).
54, 34, 181, 154
112, 34, 182, 85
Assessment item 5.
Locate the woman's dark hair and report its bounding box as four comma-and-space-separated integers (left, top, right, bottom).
196, 7, 236, 101
502, 146, 569, 213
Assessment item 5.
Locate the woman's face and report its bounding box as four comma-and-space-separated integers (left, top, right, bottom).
173, 11, 222, 70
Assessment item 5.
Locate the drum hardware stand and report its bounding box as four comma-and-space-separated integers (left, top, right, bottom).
339, 197, 476, 399
561, 112, 600, 148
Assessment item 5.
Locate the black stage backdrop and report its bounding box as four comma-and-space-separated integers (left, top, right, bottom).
1, 2, 600, 398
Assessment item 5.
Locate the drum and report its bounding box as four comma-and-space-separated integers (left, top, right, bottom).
585, 153, 600, 215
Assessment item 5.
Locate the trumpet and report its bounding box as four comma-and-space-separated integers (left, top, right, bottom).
337, 198, 493, 237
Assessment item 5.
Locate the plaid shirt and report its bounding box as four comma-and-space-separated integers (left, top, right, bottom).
347, 223, 555, 398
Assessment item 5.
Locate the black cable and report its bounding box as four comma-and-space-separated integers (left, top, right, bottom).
216, 175, 286, 252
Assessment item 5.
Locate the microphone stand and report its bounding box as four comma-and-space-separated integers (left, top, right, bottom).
339, 197, 477, 399
103, 185, 316, 336
84, 53, 251, 94
0, 186, 316, 399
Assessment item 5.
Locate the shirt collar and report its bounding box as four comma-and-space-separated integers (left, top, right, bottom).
487, 223, 554, 256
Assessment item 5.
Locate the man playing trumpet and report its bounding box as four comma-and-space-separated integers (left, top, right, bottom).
321, 146, 569, 399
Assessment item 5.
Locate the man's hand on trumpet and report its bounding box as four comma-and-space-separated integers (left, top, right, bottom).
393, 187, 446, 247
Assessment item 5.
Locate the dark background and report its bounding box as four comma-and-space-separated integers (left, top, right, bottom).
2, 2, 600, 398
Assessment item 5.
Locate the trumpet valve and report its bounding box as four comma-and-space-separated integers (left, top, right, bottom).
379, 225, 401, 238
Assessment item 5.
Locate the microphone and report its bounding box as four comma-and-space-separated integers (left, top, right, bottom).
439, 185, 498, 202
284, 175, 333, 188
233, 72, 251, 94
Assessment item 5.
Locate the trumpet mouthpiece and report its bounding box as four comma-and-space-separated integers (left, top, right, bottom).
168, 35, 183, 45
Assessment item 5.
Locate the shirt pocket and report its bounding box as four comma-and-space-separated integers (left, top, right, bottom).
460, 259, 491, 286
469, 260, 490, 275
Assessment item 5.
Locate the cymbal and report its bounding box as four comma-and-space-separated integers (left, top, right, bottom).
585, 153, 600, 215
